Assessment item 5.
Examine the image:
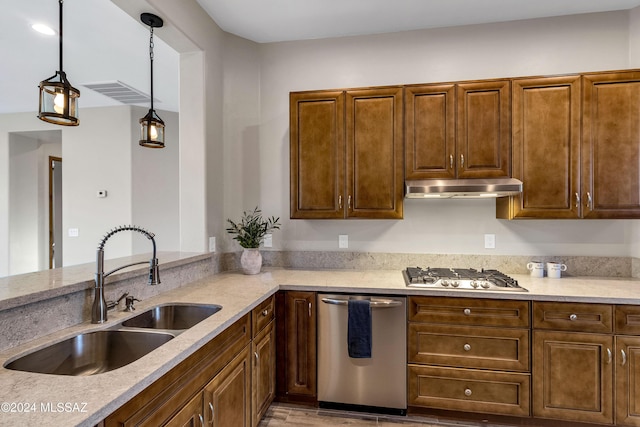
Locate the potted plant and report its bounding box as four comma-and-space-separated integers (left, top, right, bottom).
226, 207, 280, 274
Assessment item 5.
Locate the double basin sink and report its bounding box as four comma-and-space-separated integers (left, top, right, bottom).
4, 303, 222, 376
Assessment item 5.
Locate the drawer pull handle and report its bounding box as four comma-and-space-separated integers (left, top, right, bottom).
199, 413, 204, 427
255, 351, 259, 361
463, 308, 471, 316
450, 154, 454, 169
209, 402, 214, 425
463, 344, 471, 351
262, 309, 269, 317
569, 314, 578, 321
464, 388, 472, 397
339, 195, 343, 209
607, 348, 612, 365
622, 349, 628, 366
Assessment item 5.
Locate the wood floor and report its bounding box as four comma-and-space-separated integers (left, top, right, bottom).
258, 403, 518, 426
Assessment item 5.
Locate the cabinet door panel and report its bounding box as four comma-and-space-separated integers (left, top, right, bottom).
252, 321, 275, 427
457, 81, 510, 178
405, 84, 456, 180
533, 331, 613, 424
164, 394, 203, 427
346, 87, 403, 219
616, 336, 640, 426
583, 72, 640, 218
507, 76, 581, 219
204, 346, 251, 427
290, 91, 345, 219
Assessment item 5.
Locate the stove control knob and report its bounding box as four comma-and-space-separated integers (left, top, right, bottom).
470, 281, 479, 288
451, 281, 459, 288
481, 281, 490, 289
442, 280, 450, 287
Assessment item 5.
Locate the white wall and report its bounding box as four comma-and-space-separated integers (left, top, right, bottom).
0, 105, 181, 277
131, 106, 180, 254
257, 11, 638, 257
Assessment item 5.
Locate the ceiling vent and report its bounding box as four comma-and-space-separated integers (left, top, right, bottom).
81, 81, 160, 105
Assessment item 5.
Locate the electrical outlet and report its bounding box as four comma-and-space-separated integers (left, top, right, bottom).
484, 234, 496, 249
97, 190, 107, 198
264, 233, 273, 248
339, 234, 348, 249
68, 228, 79, 237
208, 236, 216, 252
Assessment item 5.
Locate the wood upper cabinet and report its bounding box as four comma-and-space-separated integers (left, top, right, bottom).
405, 80, 510, 181
290, 87, 403, 219
497, 75, 581, 219
582, 71, 640, 218
290, 91, 345, 219
405, 84, 456, 180
275, 291, 317, 403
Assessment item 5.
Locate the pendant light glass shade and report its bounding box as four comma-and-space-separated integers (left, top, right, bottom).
38, 0, 80, 126
139, 110, 165, 148
139, 13, 165, 148
38, 71, 80, 126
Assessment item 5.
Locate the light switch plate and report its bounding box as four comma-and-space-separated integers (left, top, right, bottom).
339, 234, 348, 249
484, 234, 496, 249
264, 234, 273, 248
208, 237, 216, 252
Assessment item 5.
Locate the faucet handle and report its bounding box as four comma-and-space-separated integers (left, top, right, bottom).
124, 296, 141, 311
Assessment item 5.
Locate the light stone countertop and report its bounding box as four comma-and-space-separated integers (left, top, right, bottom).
2, 267, 640, 426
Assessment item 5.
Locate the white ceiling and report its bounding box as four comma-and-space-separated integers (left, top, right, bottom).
4, 0, 640, 115
1, 0, 179, 115
196, 0, 640, 43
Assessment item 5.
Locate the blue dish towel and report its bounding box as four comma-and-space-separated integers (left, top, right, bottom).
347, 299, 372, 358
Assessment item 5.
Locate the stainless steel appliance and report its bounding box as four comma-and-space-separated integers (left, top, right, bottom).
317, 294, 407, 415
404, 267, 527, 291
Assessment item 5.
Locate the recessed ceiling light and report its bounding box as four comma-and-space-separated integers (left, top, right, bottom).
32, 23, 56, 36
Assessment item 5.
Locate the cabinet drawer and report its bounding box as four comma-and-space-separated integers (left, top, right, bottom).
408, 365, 530, 417
615, 305, 640, 335
252, 295, 275, 337
409, 296, 529, 328
533, 302, 612, 333
408, 324, 529, 372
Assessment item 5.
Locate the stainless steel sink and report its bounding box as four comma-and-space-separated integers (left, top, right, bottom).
4, 330, 174, 376
121, 303, 222, 330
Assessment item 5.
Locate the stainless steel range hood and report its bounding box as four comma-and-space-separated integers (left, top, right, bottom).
405, 178, 523, 198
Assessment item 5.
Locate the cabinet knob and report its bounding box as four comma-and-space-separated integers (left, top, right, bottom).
569, 314, 577, 321
262, 309, 269, 317
463, 308, 471, 316
463, 344, 471, 352
464, 388, 472, 397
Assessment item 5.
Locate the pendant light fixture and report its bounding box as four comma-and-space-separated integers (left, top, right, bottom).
38, 0, 80, 126
139, 13, 165, 148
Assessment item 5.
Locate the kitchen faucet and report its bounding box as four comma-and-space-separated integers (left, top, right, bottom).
92, 225, 160, 323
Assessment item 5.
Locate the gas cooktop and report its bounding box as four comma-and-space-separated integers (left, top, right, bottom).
403, 267, 527, 292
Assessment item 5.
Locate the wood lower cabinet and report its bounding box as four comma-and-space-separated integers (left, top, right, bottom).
532, 302, 615, 424
251, 296, 276, 426
275, 291, 317, 404
408, 296, 530, 417
104, 315, 251, 427
203, 346, 252, 427
533, 330, 613, 424
164, 393, 203, 427
290, 87, 403, 219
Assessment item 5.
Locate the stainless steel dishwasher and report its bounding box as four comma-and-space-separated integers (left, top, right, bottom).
317, 293, 407, 415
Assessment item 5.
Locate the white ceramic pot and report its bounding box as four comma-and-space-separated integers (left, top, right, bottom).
240, 248, 262, 275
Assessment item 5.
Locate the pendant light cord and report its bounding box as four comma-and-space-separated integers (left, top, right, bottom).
149, 25, 154, 112
58, 0, 63, 72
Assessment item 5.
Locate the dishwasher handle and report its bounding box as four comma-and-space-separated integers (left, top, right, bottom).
321, 297, 403, 308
